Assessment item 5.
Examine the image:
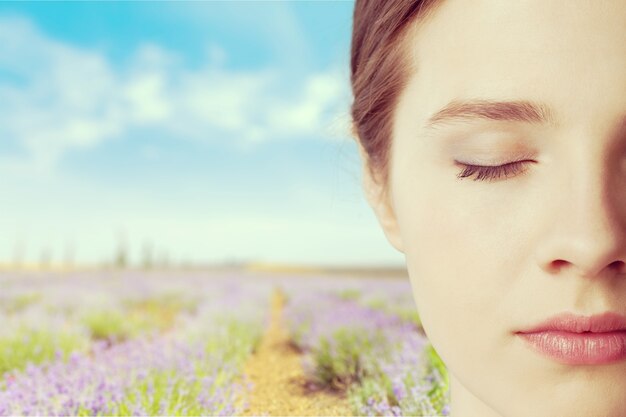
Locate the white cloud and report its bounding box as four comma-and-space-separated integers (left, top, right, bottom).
159, 2, 312, 71
0, 15, 352, 171
266, 71, 343, 134
124, 73, 171, 124
0, 16, 124, 168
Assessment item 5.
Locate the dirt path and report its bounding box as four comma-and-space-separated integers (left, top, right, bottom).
240, 288, 354, 416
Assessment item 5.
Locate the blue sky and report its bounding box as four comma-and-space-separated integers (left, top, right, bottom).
0, 1, 404, 268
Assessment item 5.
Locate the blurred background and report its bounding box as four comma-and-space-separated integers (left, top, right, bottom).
0, 1, 405, 272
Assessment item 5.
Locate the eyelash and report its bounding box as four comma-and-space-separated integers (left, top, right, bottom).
455, 160, 533, 182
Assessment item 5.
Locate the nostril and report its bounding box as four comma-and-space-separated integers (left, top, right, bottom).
546, 259, 626, 276
551, 259, 569, 271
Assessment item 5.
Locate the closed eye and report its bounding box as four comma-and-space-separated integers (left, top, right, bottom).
455, 160, 535, 182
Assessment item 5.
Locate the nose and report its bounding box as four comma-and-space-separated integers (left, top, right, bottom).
534, 157, 626, 280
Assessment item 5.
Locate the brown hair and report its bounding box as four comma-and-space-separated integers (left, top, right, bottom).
350, 0, 441, 194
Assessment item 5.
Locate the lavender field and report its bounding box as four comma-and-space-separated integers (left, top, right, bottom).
0, 269, 449, 416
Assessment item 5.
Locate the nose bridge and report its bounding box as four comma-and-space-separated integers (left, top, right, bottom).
575, 161, 623, 251
537, 140, 626, 279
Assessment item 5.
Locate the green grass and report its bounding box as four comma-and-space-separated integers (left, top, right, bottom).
347, 374, 395, 413
2, 293, 42, 314
73, 316, 261, 416
311, 327, 389, 390
363, 297, 424, 331
336, 289, 362, 302
205, 316, 264, 367
81, 310, 141, 342
82, 293, 200, 342
103, 367, 238, 416
72, 362, 243, 416
123, 292, 199, 330
423, 343, 450, 414
344, 342, 450, 416
289, 320, 311, 349
0, 327, 90, 378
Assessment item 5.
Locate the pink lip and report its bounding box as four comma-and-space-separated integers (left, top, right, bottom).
515, 312, 626, 365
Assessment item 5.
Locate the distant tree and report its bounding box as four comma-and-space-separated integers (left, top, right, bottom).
142, 240, 154, 270
115, 247, 127, 269
64, 240, 75, 270
40, 247, 51, 269
13, 240, 24, 269
115, 228, 129, 269
157, 250, 169, 270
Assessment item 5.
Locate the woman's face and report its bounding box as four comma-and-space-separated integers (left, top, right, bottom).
366, 0, 626, 416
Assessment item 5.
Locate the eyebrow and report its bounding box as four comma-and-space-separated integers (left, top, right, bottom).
423, 99, 558, 131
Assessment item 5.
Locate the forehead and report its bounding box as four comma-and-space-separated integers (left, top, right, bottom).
402, 0, 626, 128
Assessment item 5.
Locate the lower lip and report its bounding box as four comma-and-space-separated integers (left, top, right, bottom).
517, 331, 626, 365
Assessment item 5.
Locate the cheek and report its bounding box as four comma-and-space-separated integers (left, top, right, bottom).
395, 180, 518, 377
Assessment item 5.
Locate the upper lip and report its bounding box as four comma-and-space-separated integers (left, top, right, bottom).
516, 311, 626, 334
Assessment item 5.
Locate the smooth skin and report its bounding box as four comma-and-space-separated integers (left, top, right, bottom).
359, 1, 626, 416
